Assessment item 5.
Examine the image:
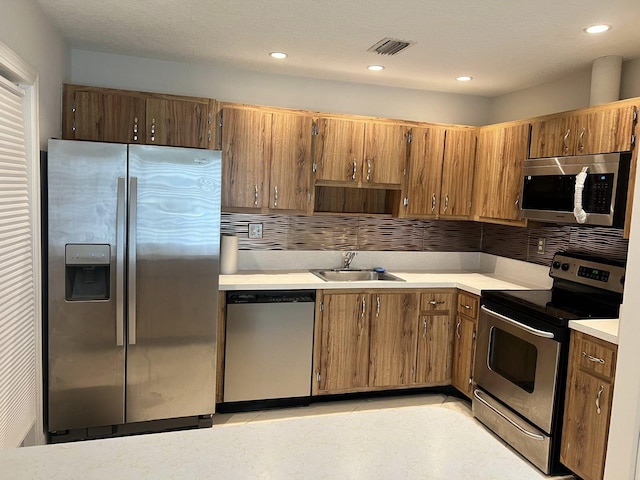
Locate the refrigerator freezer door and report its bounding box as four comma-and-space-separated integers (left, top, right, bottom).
47, 140, 127, 431
126, 145, 221, 422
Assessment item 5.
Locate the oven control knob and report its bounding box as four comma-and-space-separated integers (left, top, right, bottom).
561, 263, 570, 271
552, 261, 561, 269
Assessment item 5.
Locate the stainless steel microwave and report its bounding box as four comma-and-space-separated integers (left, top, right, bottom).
520, 152, 632, 227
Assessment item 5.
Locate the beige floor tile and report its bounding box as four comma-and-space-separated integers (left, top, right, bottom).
250, 399, 365, 422
441, 395, 473, 417
354, 393, 448, 411
212, 410, 262, 426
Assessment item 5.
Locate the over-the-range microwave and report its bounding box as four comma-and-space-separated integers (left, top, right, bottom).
520, 152, 632, 227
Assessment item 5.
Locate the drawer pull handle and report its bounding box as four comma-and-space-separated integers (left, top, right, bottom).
582, 352, 605, 364
596, 385, 604, 414
462, 304, 472, 309
429, 300, 445, 306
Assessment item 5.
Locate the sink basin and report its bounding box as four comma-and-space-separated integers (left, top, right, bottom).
310, 269, 405, 282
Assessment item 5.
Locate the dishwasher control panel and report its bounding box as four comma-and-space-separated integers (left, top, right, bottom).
226, 290, 315, 304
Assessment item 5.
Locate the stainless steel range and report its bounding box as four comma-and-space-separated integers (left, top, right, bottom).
472, 252, 625, 474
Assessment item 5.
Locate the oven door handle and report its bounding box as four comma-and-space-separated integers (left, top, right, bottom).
481, 305, 555, 339
473, 389, 545, 441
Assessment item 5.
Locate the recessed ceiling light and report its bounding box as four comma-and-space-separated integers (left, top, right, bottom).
368, 65, 385, 71
456, 76, 473, 82
270, 52, 288, 59
584, 24, 611, 34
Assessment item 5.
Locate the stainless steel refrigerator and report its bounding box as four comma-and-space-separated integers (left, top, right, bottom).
46, 139, 221, 441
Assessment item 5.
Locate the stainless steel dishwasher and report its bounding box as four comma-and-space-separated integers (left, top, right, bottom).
223, 290, 315, 405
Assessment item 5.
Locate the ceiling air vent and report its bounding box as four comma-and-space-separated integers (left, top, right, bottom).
367, 38, 415, 56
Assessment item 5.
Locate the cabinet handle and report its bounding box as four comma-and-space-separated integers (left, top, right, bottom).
208, 131, 212, 142
462, 304, 472, 310
254, 185, 259, 207
444, 194, 449, 213
429, 300, 445, 306
352, 160, 357, 181
431, 193, 437, 214
133, 117, 138, 142
274, 185, 278, 207
403, 196, 409, 207
514, 195, 520, 209
366, 159, 372, 182
376, 296, 380, 317
151, 118, 156, 142
456, 320, 461, 339
361, 296, 366, 318
596, 385, 604, 414
423, 318, 427, 338
563, 129, 570, 154
578, 127, 586, 153
582, 351, 605, 364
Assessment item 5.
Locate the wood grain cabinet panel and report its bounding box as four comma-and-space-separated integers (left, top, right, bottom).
313, 117, 366, 183
439, 127, 477, 217
402, 126, 446, 217
451, 314, 476, 397
362, 122, 408, 185
529, 115, 573, 158
368, 293, 418, 387
474, 123, 529, 221
561, 331, 618, 480
145, 97, 210, 148
415, 314, 452, 384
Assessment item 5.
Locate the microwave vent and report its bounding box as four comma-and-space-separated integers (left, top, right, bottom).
367, 38, 415, 56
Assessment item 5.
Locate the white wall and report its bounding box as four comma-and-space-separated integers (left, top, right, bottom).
70, 49, 491, 126
490, 57, 640, 123
0, 0, 69, 149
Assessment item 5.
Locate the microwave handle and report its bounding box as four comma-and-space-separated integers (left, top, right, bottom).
481, 305, 555, 339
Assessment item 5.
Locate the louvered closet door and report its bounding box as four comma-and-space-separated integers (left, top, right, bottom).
0, 75, 35, 448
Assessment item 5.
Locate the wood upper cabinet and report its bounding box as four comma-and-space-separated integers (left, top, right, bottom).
145, 96, 211, 148
530, 104, 636, 158
221, 107, 270, 209
439, 127, 477, 217
368, 292, 418, 387
474, 123, 529, 221
451, 291, 479, 398
561, 331, 617, 480
317, 292, 371, 393
221, 106, 313, 211
313, 117, 407, 186
402, 126, 447, 217
62, 85, 145, 144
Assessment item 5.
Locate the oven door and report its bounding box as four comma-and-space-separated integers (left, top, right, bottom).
474, 305, 561, 434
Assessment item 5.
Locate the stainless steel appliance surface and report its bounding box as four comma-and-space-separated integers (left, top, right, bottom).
46, 140, 222, 441
520, 152, 631, 227
223, 291, 315, 405
473, 252, 624, 474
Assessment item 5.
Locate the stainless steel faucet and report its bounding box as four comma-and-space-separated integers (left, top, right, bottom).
343, 251, 357, 269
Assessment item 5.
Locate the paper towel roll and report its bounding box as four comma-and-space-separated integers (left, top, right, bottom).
220, 234, 238, 274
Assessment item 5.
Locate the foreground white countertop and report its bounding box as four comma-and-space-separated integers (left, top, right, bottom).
219, 270, 547, 296
568, 319, 619, 344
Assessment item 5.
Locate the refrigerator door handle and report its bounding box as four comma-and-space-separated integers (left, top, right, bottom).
116, 177, 126, 346
128, 176, 138, 345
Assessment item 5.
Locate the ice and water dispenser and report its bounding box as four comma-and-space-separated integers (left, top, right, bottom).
65, 244, 111, 301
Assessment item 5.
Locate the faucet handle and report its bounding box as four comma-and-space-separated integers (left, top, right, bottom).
343, 251, 357, 269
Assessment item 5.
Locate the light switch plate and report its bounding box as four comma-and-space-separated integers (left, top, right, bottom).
248, 223, 263, 239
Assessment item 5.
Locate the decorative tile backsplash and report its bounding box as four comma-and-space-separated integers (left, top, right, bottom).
222, 212, 629, 266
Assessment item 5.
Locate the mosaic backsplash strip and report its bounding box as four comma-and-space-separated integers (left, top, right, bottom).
222, 212, 629, 266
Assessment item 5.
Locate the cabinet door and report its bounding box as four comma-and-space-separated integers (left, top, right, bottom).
65, 88, 145, 144
415, 315, 452, 384
440, 128, 476, 217
403, 126, 446, 217
561, 370, 613, 480
145, 97, 210, 148
318, 293, 371, 393
221, 108, 271, 208
529, 116, 574, 158
362, 122, 408, 185
269, 113, 313, 211
575, 106, 636, 155
368, 293, 418, 387
451, 315, 476, 397
314, 117, 365, 183
475, 124, 529, 221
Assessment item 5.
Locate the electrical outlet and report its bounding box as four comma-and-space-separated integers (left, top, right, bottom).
248, 223, 263, 239
537, 238, 546, 254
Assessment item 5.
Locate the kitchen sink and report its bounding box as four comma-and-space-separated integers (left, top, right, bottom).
310, 269, 405, 282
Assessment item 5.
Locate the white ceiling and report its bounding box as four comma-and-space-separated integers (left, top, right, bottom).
36, 0, 640, 97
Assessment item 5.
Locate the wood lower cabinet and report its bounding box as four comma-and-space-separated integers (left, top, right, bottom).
451, 291, 479, 398
561, 331, 618, 480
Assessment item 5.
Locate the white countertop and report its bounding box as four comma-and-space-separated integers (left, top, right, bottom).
568, 319, 619, 344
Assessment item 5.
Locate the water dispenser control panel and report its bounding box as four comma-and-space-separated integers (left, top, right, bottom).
65, 244, 110, 265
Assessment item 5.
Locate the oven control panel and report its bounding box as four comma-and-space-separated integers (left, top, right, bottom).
550, 253, 625, 294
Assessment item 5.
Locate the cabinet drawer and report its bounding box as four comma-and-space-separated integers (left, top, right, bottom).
457, 292, 479, 319
420, 292, 452, 312
576, 332, 617, 379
